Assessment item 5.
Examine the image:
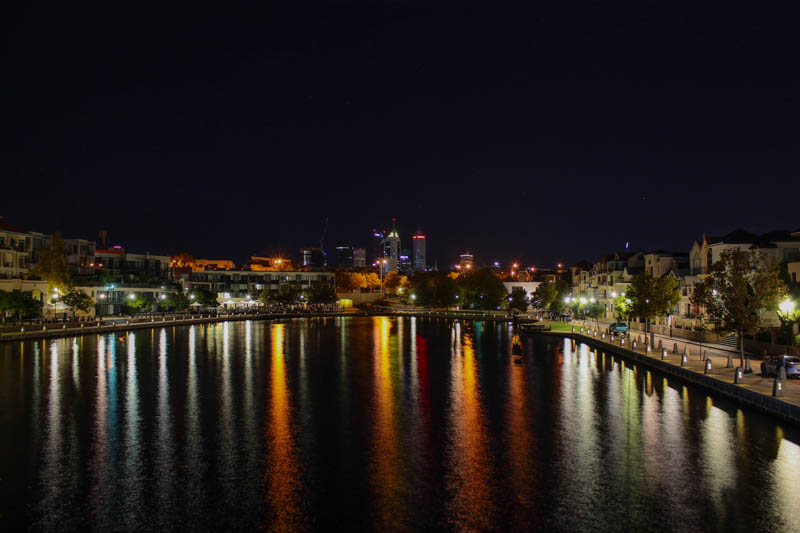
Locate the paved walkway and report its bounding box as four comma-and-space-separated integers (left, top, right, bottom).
550, 320, 800, 411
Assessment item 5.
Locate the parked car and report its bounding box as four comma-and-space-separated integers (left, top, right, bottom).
559, 314, 572, 322
761, 355, 800, 378
608, 322, 628, 334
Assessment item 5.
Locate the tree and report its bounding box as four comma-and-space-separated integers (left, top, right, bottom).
508, 289, 529, 313
410, 272, 439, 306
459, 268, 507, 310
188, 287, 218, 307
691, 249, 786, 367
532, 282, 558, 309
308, 283, 337, 305
613, 293, 632, 321
60, 287, 94, 319
365, 272, 381, 291
535, 280, 570, 313
160, 292, 190, 312
434, 276, 459, 307
0, 290, 42, 324
335, 271, 357, 291
36, 233, 70, 292
383, 272, 402, 294
125, 293, 154, 314
585, 303, 605, 326
627, 272, 681, 340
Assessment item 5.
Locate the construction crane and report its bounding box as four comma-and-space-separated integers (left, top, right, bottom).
319, 216, 329, 251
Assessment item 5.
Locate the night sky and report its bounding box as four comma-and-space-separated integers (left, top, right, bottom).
2, 4, 797, 267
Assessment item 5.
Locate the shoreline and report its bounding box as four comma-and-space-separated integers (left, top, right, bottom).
536, 328, 800, 426
0, 309, 515, 343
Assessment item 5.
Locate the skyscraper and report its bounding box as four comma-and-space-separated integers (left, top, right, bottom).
384, 219, 400, 272
370, 228, 385, 266
335, 241, 354, 268
353, 248, 366, 268
412, 226, 426, 273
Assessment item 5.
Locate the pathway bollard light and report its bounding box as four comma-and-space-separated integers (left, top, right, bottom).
779, 366, 787, 382
704, 359, 712, 374
681, 353, 688, 366
773, 377, 785, 398
601, 333, 606, 339
734, 367, 744, 384
572, 327, 575, 333
682, 346, 689, 357
661, 349, 668, 360
646, 344, 652, 354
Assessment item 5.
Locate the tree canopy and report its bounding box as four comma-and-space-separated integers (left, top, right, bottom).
36, 233, 70, 291
0, 290, 42, 323
691, 249, 786, 365
627, 272, 681, 324
60, 287, 94, 319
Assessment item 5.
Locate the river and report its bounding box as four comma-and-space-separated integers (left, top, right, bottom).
1, 316, 798, 531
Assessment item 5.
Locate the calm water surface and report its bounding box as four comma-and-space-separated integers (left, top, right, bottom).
1, 317, 799, 532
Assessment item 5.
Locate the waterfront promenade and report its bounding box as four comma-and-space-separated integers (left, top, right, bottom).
544, 320, 800, 424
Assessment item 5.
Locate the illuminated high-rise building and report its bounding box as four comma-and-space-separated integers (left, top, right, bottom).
412, 226, 426, 273
384, 218, 400, 272
370, 228, 385, 266
458, 252, 474, 271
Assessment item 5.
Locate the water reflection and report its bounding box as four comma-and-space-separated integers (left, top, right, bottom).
445, 324, 495, 530
156, 329, 175, 525
264, 323, 304, 530
122, 333, 144, 528
370, 316, 406, 529
6, 319, 800, 531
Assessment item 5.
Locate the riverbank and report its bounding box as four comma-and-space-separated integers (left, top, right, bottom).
536, 325, 800, 425
0, 308, 518, 343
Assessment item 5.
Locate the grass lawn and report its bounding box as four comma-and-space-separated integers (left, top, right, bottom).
548, 321, 576, 332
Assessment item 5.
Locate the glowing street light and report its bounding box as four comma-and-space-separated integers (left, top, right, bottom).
779, 298, 796, 316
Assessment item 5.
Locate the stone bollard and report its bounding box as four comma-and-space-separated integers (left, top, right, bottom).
773, 377, 785, 398
704, 359, 712, 374
601, 332, 606, 339
745, 359, 753, 374
682, 346, 689, 358
593, 330, 597, 337
726, 353, 733, 368
657, 339, 663, 350
661, 348, 668, 360
572, 327, 575, 333
620, 338, 625, 346
734, 367, 744, 384
681, 353, 688, 366
779, 366, 787, 382
632, 340, 637, 349
673, 342, 679, 354
646, 344, 652, 354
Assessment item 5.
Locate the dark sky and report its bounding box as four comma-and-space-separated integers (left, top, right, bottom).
2, 3, 797, 268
